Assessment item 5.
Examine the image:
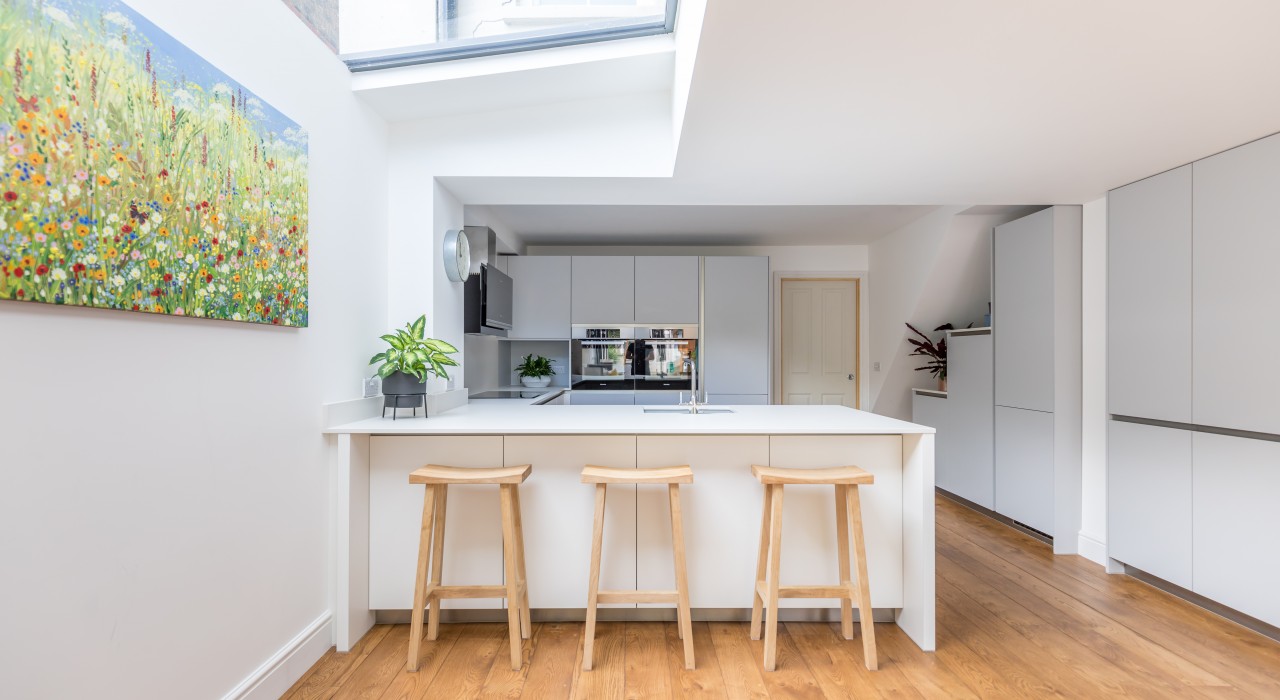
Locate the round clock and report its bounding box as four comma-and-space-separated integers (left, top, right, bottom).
442, 229, 471, 282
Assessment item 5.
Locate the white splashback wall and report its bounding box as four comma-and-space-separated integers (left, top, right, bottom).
0, 1, 390, 697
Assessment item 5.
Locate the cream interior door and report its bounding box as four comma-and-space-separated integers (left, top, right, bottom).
781, 279, 859, 407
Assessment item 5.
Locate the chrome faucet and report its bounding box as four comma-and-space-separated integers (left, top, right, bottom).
686, 358, 706, 414
678, 392, 706, 415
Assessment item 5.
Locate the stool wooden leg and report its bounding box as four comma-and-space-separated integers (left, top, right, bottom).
834, 484, 854, 640
427, 484, 448, 642
669, 484, 695, 670
583, 483, 607, 671
407, 484, 437, 672
513, 486, 531, 640
499, 484, 524, 671
847, 485, 878, 670
749, 484, 773, 641
763, 484, 785, 671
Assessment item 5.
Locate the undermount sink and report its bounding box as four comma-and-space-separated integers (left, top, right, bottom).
642, 407, 735, 415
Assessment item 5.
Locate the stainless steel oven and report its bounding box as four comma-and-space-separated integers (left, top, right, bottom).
570, 326, 634, 385
631, 326, 698, 390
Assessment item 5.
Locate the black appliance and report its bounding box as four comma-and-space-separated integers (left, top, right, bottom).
464, 263, 513, 336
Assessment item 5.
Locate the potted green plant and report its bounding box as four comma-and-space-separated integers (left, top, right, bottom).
369, 315, 460, 405
515, 353, 555, 388
905, 322, 967, 391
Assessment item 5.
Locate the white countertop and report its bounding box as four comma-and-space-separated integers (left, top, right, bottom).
326, 402, 935, 435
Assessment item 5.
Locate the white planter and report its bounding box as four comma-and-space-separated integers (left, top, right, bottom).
521, 376, 551, 388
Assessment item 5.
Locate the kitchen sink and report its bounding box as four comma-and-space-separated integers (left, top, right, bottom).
642, 407, 735, 415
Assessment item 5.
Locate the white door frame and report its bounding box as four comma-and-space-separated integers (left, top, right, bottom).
772, 271, 870, 409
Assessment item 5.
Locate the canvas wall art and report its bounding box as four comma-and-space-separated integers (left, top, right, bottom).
0, 0, 309, 326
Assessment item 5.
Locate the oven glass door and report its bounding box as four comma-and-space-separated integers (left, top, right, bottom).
635, 339, 696, 380
573, 340, 632, 380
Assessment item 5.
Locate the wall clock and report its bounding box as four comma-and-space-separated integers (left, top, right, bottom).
442, 230, 471, 283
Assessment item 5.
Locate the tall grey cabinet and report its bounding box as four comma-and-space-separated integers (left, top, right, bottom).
1107, 132, 1280, 628
992, 206, 1082, 550
702, 256, 769, 404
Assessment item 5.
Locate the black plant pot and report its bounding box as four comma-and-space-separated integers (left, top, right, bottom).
382, 370, 427, 396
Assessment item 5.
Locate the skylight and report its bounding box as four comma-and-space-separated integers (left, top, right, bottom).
343, 0, 678, 71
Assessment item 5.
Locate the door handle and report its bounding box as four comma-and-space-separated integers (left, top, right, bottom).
847, 374, 855, 381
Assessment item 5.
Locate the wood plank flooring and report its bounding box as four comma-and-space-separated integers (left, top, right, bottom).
285, 496, 1280, 699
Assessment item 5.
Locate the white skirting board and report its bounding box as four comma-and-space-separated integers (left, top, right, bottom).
1076, 532, 1107, 566
221, 612, 332, 700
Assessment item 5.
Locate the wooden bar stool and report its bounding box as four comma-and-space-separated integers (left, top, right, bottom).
581, 465, 695, 671
749, 464, 877, 672
407, 464, 532, 672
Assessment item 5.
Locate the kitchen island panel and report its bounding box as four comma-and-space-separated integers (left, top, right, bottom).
368, 436, 504, 610
635, 435, 771, 607
504, 435, 639, 609
769, 435, 905, 608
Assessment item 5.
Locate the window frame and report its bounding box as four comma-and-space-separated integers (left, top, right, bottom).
344, 0, 678, 72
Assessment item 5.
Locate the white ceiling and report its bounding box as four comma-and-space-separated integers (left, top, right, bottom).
474, 204, 940, 246
438, 0, 1280, 210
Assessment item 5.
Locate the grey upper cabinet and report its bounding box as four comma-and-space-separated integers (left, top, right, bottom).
634, 256, 699, 324
508, 256, 570, 338
571, 256, 635, 324
1107, 420, 1193, 589
1108, 166, 1193, 423
993, 208, 1055, 412
1193, 133, 1280, 435
703, 256, 769, 396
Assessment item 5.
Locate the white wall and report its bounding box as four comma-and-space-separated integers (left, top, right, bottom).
1079, 197, 1108, 564
0, 1, 390, 697
868, 208, 1018, 421
386, 91, 676, 382
527, 244, 867, 270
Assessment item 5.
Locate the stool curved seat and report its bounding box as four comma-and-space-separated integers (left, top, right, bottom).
581, 465, 693, 484
410, 464, 532, 484
751, 464, 873, 485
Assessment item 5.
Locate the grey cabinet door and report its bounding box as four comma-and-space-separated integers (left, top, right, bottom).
994, 209, 1054, 412
1108, 166, 1193, 423
1107, 420, 1193, 588
634, 256, 699, 324
1193, 134, 1280, 435
703, 256, 769, 396
568, 392, 635, 406
1192, 432, 1280, 626
943, 334, 995, 510
994, 405, 1054, 535
571, 257, 635, 324
508, 256, 571, 339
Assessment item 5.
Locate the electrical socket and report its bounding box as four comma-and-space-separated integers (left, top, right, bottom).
362, 377, 380, 398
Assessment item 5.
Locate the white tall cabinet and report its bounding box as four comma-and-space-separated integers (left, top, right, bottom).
1108, 132, 1280, 628
992, 206, 1082, 551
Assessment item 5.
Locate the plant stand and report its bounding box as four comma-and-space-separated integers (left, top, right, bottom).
382, 393, 425, 420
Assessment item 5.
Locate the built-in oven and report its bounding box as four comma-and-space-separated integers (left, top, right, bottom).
571, 326, 634, 388
631, 326, 698, 392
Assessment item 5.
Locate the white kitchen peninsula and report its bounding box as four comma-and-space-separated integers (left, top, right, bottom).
325, 403, 936, 655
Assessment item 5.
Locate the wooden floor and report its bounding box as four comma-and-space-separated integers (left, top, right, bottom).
286, 496, 1280, 699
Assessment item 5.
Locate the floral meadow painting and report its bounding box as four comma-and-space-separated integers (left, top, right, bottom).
0, 0, 309, 326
